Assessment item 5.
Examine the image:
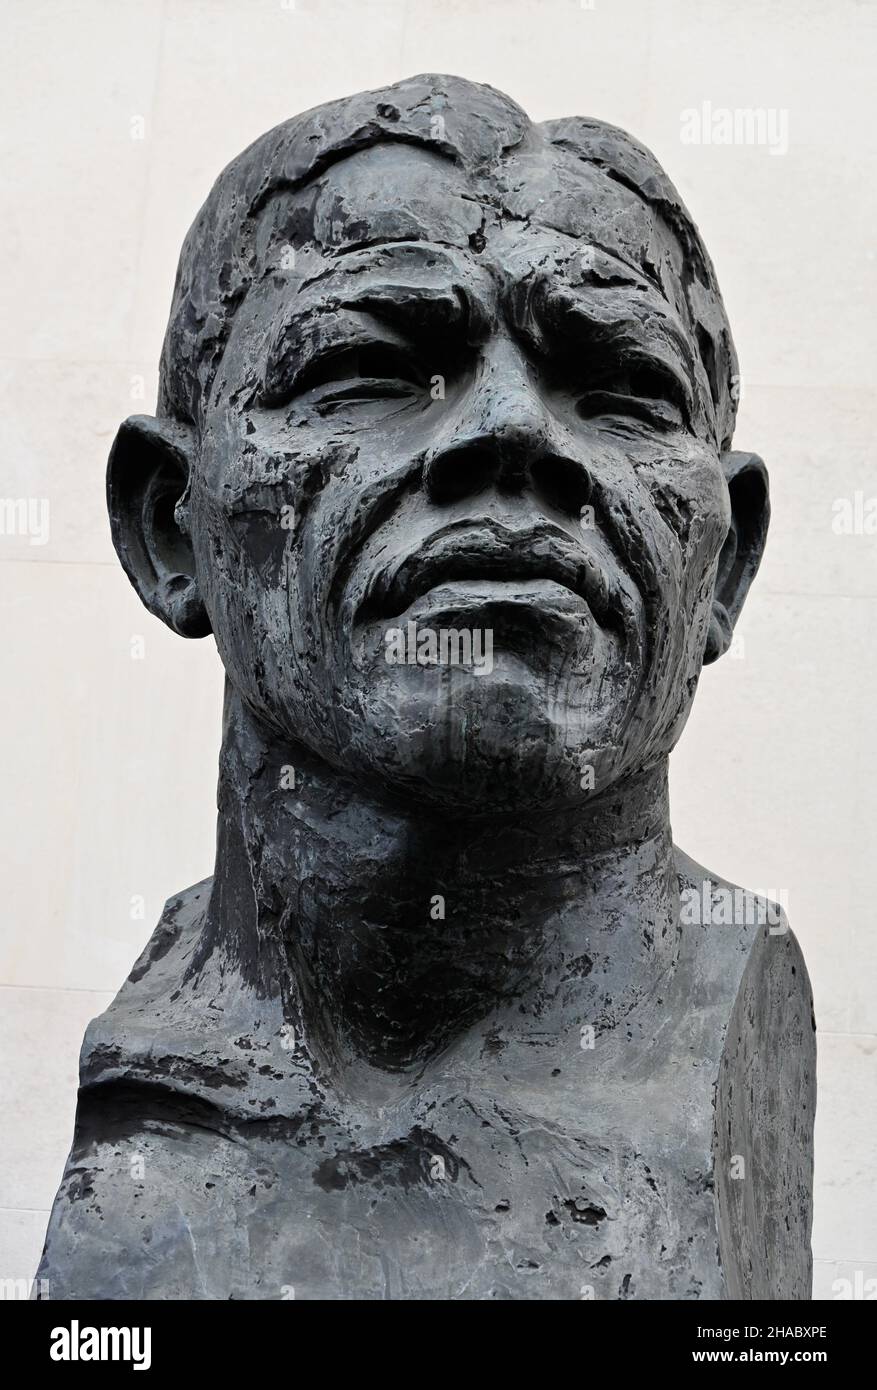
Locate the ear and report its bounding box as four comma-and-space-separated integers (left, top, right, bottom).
107, 414, 211, 638
702, 450, 769, 664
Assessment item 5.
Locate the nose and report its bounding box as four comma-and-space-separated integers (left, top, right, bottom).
423, 338, 591, 516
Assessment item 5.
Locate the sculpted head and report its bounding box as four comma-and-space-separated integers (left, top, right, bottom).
109, 74, 768, 814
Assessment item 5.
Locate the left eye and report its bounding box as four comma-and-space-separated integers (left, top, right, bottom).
576, 363, 687, 430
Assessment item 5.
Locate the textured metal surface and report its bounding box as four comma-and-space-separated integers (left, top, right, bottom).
38, 74, 815, 1300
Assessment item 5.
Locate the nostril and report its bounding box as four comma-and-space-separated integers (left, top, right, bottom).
530, 455, 592, 517
425, 446, 496, 504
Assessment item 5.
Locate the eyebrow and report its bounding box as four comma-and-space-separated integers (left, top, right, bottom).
337, 281, 474, 334
266, 281, 479, 374
297, 238, 483, 290
515, 276, 703, 409
261, 270, 484, 403
278, 250, 494, 347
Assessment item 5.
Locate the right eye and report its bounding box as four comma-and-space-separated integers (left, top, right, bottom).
262, 344, 427, 408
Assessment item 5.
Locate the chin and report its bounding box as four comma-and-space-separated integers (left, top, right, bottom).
338, 667, 621, 815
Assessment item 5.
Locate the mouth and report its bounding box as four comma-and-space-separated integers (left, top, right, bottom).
357, 523, 628, 637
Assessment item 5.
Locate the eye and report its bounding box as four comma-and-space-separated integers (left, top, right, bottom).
262, 343, 427, 408
576, 361, 688, 431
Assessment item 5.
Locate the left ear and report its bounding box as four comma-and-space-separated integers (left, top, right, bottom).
703, 450, 770, 664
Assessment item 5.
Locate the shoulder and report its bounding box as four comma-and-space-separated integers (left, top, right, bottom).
673, 844, 815, 1072
77, 876, 314, 1119
673, 844, 815, 1035
674, 849, 817, 1298
674, 846, 791, 942
38, 880, 324, 1297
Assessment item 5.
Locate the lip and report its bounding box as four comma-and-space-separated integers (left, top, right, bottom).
400, 576, 591, 620
357, 523, 627, 635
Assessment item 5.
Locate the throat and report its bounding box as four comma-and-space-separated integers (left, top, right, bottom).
200, 685, 681, 1074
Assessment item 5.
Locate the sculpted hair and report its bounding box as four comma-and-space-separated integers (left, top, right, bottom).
159, 73, 738, 449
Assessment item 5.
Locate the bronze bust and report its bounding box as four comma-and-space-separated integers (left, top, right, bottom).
39, 74, 815, 1301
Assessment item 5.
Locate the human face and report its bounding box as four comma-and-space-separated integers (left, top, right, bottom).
189, 141, 730, 812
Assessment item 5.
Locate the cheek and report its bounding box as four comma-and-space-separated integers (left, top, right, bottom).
191, 418, 326, 616
188, 471, 358, 745
640, 446, 730, 596
615, 447, 727, 745
185, 481, 298, 714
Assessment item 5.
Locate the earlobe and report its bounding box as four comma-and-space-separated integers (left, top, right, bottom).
703, 450, 769, 664
107, 414, 211, 638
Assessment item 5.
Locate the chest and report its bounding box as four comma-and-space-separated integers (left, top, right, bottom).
209, 1088, 724, 1299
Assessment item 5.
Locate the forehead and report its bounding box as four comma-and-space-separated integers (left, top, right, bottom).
253, 141, 690, 312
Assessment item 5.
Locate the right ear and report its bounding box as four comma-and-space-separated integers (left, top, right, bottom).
107, 414, 211, 638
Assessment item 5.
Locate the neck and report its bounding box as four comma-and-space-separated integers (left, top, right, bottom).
198, 684, 681, 1074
